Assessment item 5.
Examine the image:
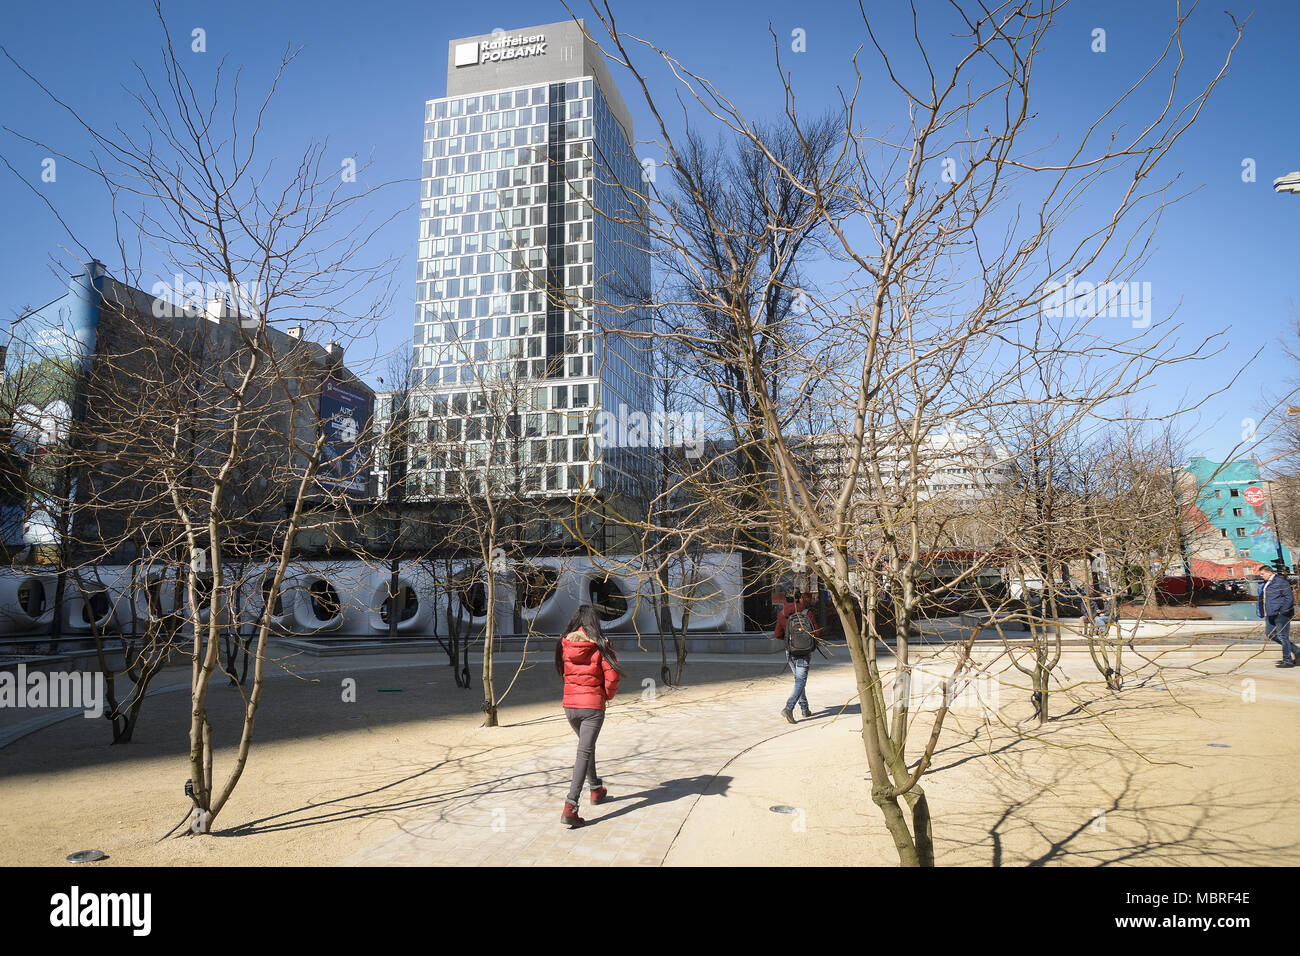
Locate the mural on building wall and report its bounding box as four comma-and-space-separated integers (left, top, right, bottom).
1181, 456, 1292, 575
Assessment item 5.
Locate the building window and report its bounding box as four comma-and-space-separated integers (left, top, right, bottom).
1235, 528, 1246, 537
1230, 488, 1240, 497
1214, 489, 1222, 499
1233, 508, 1243, 517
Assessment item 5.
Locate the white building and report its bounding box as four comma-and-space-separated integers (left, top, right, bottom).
797, 429, 1018, 501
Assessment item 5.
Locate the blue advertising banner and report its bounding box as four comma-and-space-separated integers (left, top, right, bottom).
318, 377, 372, 494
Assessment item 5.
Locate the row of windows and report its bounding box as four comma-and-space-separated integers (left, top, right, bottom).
415, 355, 595, 385
416, 239, 594, 284
416, 222, 594, 277
418, 221, 586, 262
403, 403, 593, 435
421, 198, 593, 241
424, 99, 590, 142
414, 310, 591, 343
423, 81, 596, 123
424, 125, 545, 160
402, 384, 596, 421
416, 332, 593, 367
411, 434, 598, 468
426, 107, 548, 141
427, 84, 551, 120
409, 462, 594, 497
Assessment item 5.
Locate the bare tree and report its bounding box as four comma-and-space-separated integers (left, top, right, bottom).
578, 0, 1244, 865
1, 4, 401, 829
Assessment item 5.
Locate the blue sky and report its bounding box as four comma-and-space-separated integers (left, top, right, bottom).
2, 0, 1296, 462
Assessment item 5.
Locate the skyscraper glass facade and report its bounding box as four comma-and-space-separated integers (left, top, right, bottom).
408, 29, 649, 501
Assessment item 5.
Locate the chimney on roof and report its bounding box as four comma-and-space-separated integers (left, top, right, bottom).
204, 294, 229, 323
287, 325, 304, 340
326, 341, 344, 361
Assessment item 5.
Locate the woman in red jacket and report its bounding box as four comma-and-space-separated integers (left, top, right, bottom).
554, 604, 623, 828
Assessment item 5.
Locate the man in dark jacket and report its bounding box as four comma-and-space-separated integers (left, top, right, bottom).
1256, 566, 1296, 668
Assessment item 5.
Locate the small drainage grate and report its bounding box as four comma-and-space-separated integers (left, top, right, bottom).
66, 850, 106, 863
1208, 743, 1230, 748
769, 805, 797, 814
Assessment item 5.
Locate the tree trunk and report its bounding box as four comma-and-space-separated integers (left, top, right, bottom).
482, 566, 498, 726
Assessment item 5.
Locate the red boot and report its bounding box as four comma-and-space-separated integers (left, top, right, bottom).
561, 801, 586, 828
590, 786, 608, 805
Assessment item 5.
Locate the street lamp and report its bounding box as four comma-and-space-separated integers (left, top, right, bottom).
1275, 171, 1300, 195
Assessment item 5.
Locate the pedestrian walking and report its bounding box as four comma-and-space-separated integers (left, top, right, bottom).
1092, 600, 1109, 636
1256, 566, 1296, 668
775, 593, 821, 723
555, 604, 624, 827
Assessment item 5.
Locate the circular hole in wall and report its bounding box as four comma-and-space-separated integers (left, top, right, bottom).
516, 565, 559, 610
379, 585, 420, 624
80, 590, 111, 624
455, 575, 488, 618
308, 579, 341, 622
17, 579, 47, 617
589, 577, 628, 622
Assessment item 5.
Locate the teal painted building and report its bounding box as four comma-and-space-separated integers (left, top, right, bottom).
1181, 456, 1292, 572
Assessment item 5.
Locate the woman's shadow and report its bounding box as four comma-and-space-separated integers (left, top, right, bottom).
586, 774, 732, 825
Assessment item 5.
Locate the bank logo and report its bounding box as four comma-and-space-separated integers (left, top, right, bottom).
455, 33, 547, 67
454, 42, 479, 67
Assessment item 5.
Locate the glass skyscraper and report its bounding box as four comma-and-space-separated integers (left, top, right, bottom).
407, 20, 650, 501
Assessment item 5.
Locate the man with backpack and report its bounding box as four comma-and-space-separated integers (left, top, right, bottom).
775, 593, 821, 723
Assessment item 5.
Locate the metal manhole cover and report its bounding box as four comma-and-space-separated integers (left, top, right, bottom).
769, 805, 797, 814
1208, 743, 1230, 748
66, 850, 106, 863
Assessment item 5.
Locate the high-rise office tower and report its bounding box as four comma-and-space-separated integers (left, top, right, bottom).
408, 20, 650, 503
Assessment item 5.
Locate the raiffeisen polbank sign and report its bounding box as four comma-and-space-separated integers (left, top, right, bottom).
454, 33, 548, 67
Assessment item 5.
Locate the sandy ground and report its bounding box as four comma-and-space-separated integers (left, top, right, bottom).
1, 639, 1296, 866
669, 647, 1300, 865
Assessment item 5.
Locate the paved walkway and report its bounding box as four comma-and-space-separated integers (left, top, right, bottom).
346, 658, 862, 866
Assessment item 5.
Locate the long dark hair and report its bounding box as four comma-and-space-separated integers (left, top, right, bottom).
555, 604, 627, 677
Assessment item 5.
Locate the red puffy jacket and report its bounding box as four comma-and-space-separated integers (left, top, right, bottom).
560, 630, 621, 710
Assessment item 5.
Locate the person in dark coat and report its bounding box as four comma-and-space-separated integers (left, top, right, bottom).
1256, 566, 1296, 668
554, 604, 623, 827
